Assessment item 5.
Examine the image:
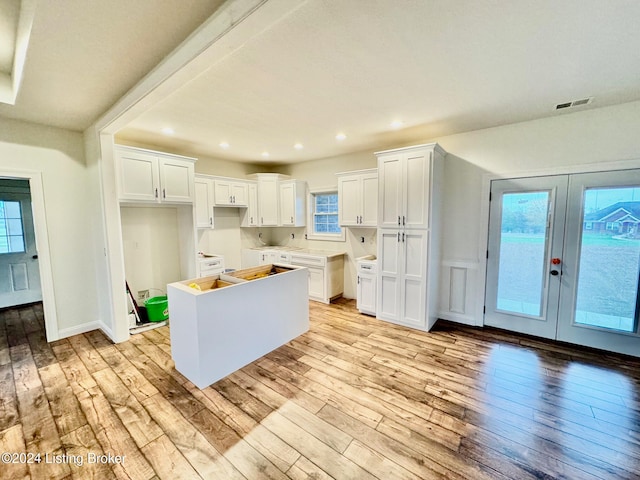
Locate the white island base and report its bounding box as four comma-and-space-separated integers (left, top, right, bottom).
167, 264, 309, 389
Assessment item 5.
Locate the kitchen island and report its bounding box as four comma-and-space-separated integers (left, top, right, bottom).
167, 264, 309, 389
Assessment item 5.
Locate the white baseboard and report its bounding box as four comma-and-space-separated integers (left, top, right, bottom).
57, 321, 100, 339
437, 311, 477, 326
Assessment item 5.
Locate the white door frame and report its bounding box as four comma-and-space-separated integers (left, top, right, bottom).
0, 168, 58, 340
477, 157, 640, 329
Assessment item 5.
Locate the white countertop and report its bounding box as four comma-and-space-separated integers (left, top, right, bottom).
248, 246, 345, 258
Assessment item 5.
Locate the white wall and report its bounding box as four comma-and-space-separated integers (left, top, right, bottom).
0, 117, 100, 337
120, 206, 182, 298
432, 100, 640, 325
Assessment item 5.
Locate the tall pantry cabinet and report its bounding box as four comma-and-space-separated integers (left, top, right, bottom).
376, 143, 445, 331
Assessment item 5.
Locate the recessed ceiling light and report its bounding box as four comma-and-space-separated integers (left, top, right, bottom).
219, 142, 230, 149
294, 143, 304, 150
261, 151, 270, 158
390, 120, 404, 129
335, 133, 346, 141
161, 127, 175, 135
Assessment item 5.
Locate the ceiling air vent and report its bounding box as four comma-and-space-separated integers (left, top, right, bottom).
555, 97, 593, 110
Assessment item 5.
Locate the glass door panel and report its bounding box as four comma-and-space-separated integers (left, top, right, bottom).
574, 187, 640, 333
485, 176, 568, 340
496, 192, 550, 317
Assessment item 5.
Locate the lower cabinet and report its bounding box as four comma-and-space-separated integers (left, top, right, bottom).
377, 229, 433, 329
307, 266, 325, 300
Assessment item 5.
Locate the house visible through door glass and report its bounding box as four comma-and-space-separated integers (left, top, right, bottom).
0, 201, 25, 254
575, 187, 640, 332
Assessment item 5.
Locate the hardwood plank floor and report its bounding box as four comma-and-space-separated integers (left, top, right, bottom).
2, 300, 640, 479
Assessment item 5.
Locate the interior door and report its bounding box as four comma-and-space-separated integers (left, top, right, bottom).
556, 170, 640, 355
485, 176, 568, 338
0, 191, 42, 308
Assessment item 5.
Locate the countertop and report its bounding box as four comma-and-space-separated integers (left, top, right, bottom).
248, 246, 345, 258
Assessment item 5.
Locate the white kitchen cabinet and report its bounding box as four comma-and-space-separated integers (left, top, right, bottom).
376, 143, 445, 331
194, 175, 214, 228
255, 174, 280, 226
241, 182, 259, 227
213, 178, 248, 206
290, 252, 344, 304
279, 180, 307, 227
337, 169, 378, 227
116, 145, 195, 204
356, 256, 377, 316
378, 146, 442, 229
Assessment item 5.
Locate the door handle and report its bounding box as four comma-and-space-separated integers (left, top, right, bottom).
32, 254, 38, 259
550, 270, 560, 276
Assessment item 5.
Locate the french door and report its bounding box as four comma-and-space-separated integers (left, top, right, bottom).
485, 170, 640, 356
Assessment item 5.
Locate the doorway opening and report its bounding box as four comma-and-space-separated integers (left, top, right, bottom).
0, 179, 42, 309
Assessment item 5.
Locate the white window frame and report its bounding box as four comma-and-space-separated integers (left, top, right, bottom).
306, 187, 345, 242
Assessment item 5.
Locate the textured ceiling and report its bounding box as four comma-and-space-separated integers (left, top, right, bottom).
2, 0, 640, 165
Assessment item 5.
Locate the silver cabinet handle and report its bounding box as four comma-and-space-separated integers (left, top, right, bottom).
155, 188, 159, 198
402, 232, 405, 242
209, 217, 213, 225
398, 216, 401, 225
402, 215, 405, 226
163, 188, 166, 199
397, 232, 400, 242
291, 216, 293, 223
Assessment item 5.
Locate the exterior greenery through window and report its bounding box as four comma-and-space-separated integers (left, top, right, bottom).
313, 192, 341, 235
0, 201, 25, 254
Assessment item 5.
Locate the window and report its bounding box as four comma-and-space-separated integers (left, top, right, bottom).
0, 201, 25, 253
307, 190, 345, 241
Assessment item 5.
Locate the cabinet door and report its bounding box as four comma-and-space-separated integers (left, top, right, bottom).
231, 182, 248, 206
378, 153, 403, 228
357, 274, 376, 315
280, 182, 295, 226
401, 230, 428, 327
158, 157, 194, 203
242, 183, 259, 227
377, 229, 402, 321
404, 150, 430, 229
194, 177, 214, 228
213, 180, 233, 205
117, 149, 159, 202
338, 176, 360, 226
307, 266, 325, 302
360, 173, 378, 226
258, 178, 279, 226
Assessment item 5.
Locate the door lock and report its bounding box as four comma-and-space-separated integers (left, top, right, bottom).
550, 270, 559, 276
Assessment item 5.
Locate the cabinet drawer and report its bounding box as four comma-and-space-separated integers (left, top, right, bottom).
291, 255, 326, 267
357, 262, 377, 274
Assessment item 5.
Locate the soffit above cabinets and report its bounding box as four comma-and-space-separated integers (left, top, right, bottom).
0, 0, 35, 105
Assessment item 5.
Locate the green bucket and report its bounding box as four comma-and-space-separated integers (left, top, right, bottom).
145, 295, 169, 322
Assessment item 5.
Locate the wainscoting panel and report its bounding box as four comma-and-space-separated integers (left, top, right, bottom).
438, 260, 481, 326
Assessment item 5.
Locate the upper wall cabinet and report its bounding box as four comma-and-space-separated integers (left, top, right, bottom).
115, 145, 196, 204
255, 174, 280, 226
241, 182, 259, 227
194, 175, 214, 228
213, 178, 248, 207
280, 180, 307, 227
377, 145, 444, 229
337, 169, 378, 227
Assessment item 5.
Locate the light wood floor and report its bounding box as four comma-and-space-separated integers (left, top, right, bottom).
2, 300, 640, 479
